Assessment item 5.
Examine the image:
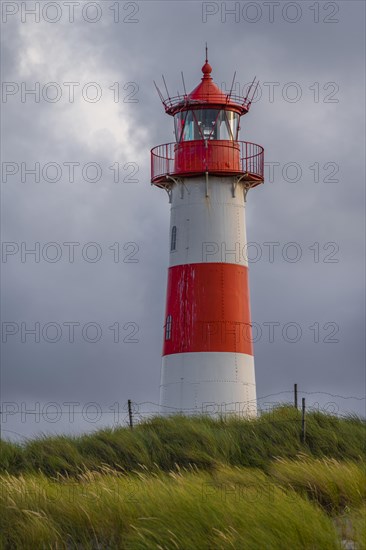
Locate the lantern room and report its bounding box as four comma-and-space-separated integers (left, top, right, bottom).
174, 109, 239, 142
151, 57, 264, 188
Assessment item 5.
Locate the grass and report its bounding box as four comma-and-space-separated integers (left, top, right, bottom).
1, 407, 365, 548
1, 406, 365, 477
0, 466, 345, 549
270, 456, 366, 511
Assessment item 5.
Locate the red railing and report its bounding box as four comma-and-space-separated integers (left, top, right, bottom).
241, 141, 264, 179
151, 140, 264, 185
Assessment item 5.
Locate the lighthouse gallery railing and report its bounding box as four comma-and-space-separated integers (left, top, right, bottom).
151, 140, 264, 184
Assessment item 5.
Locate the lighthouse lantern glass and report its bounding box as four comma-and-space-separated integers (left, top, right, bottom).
174, 109, 239, 142
225, 110, 239, 140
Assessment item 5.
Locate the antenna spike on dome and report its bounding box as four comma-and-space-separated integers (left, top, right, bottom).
205, 42, 208, 63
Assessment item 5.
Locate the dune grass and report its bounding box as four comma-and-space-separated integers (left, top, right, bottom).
1, 408, 365, 548
1, 407, 365, 477
270, 456, 366, 511
0, 465, 344, 549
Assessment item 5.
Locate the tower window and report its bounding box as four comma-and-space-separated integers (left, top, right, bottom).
171, 225, 177, 251
165, 314, 172, 340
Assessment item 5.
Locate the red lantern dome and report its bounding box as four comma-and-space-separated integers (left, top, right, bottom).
160, 57, 255, 116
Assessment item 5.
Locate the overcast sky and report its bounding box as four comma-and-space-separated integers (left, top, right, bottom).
1, 0, 365, 441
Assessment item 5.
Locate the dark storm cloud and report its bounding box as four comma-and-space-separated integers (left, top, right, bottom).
1, 0, 365, 439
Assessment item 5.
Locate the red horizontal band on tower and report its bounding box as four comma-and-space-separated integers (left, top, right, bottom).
163, 263, 254, 356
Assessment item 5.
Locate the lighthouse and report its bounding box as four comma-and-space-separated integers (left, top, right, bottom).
151, 53, 264, 417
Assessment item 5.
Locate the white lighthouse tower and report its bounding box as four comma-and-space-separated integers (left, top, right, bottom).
151, 54, 264, 417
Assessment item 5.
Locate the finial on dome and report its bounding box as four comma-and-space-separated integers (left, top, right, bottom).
202, 43, 212, 76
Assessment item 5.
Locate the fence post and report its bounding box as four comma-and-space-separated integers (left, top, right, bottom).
294, 383, 298, 409
128, 399, 133, 430
301, 398, 306, 443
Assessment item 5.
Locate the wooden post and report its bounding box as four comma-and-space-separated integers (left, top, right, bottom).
301, 397, 306, 443
128, 400, 133, 430
294, 383, 298, 409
